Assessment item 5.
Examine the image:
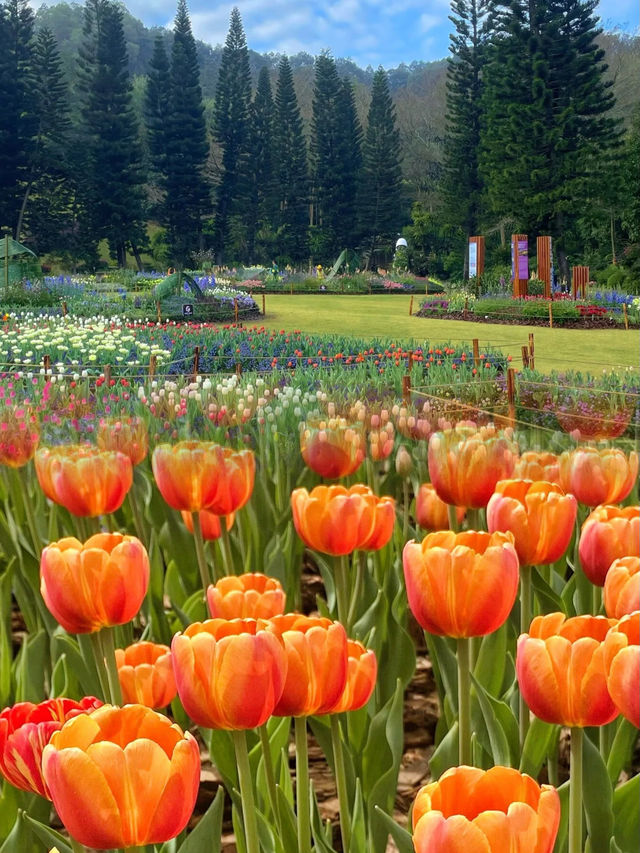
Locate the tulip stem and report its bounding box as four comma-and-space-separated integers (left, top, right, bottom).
591, 583, 601, 616
330, 714, 352, 853
127, 483, 146, 545
100, 627, 123, 706
334, 555, 351, 628
88, 631, 111, 704
191, 511, 212, 590
569, 727, 584, 853
232, 729, 260, 853
457, 637, 472, 766
219, 520, 235, 576
69, 839, 86, 853
258, 724, 281, 834
19, 466, 41, 558
347, 551, 366, 633
519, 564, 532, 745
294, 716, 312, 853
447, 504, 460, 533
402, 479, 410, 541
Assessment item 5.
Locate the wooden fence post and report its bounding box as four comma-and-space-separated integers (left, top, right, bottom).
262, 293, 266, 316
521, 346, 530, 369
104, 364, 111, 386
623, 303, 629, 330
235, 362, 242, 378
62, 301, 68, 316
472, 339, 480, 368
463, 297, 469, 319
528, 333, 535, 370
149, 354, 157, 378
156, 301, 162, 323
409, 295, 414, 316
506, 367, 516, 426
234, 299, 239, 324
548, 301, 553, 328
43, 354, 50, 378
192, 346, 200, 380
402, 374, 411, 404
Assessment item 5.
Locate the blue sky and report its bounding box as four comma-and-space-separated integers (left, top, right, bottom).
30, 0, 639, 67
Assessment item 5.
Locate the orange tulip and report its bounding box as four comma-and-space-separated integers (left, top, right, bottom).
40, 533, 149, 633
97, 416, 148, 466
207, 573, 286, 619
513, 451, 561, 485
115, 642, 177, 708
603, 611, 639, 728
42, 704, 199, 849
0, 405, 39, 468
403, 530, 519, 637
326, 640, 377, 713
516, 612, 618, 727
171, 618, 287, 729
428, 423, 518, 508
269, 615, 348, 716
0, 698, 102, 798
486, 480, 577, 566
415, 483, 465, 531
578, 504, 640, 586
152, 441, 255, 514
411, 765, 560, 853
368, 422, 395, 461
300, 418, 365, 479
291, 484, 395, 556
559, 446, 638, 506
35, 445, 132, 517
604, 556, 640, 619
181, 509, 235, 540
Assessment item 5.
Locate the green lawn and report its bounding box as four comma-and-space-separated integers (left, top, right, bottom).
259, 294, 638, 376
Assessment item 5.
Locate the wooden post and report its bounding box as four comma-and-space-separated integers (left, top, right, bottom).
262, 293, 266, 316
409, 295, 414, 316
623, 302, 629, 330
4, 234, 8, 293
548, 301, 553, 328
528, 333, 535, 370
512, 234, 528, 298
192, 346, 200, 379
537, 236, 552, 299
408, 351, 414, 371
62, 301, 68, 316
104, 364, 111, 386
402, 374, 411, 404
463, 297, 469, 319
235, 362, 242, 378
468, 236, 485, 283
521, 346, 530, 369
234, 299, 239, 324
472, 339, 480, 368
156, 301, 162, 323
43, 354, 50, 378
571, 266, 589, 299
290, 279, 294, 295
506, 368, 516, 426
149, 354, 157, 378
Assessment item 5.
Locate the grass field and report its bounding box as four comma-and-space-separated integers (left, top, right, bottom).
259, 294, 638, 376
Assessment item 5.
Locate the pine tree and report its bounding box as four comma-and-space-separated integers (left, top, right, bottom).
144, 35, 171, 220
212, 7, 252, 260
246, 67, 278, 262
359, 67, 403, 265
442, 0, 489, 261
77, 0, 146, 267
15, 26, 72, 244
336, 79, 363, 249
0, 0, 35, 235
273, 55, 309, 263
165, 0, 209, 266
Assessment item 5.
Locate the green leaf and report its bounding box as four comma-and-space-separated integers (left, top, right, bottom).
14, 630, 48, 703
553, 779, 570, 853
0, 566, 14, 707
20, 813, 72, 853
429, 721, 459, 780
583, 733, 613, 853
177, 787, 224, 853
470, 673, 518, 767
425, 633, 457, 709
348, 779, 367, 853
531, 567, 566, 614
612, 773, 640, 853
207, 728, 239, 791
473, 624, 507, 697
607, 718, 638, 785
372, 806, 414, 853
520, 717, 559, 778
275, 785, 299, 853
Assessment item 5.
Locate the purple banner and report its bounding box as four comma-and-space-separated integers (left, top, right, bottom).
511, 237, 528, 281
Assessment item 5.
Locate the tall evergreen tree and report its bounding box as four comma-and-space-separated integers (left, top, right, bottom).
212, 7, 252, 260
273, 55, 308, 263
481, 0, 620, 276
443, 0, 489, 266
144, 35, 171, 220
336, 79, 363, 248
0, 0, 35, 235
165, 0, 209, 266
359, 67, 403, 264
16, 26, 72, 244
246, 67, 278, 262
77, 0, 146, 267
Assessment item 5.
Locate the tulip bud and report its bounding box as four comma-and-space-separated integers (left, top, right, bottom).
395, 445, 413, 477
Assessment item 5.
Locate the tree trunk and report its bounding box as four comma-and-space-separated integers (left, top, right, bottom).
131, 243, 144, 272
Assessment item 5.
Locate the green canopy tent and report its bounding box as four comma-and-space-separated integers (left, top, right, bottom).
1, 235, 41, 289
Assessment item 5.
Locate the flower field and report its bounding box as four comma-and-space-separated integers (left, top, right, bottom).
0, 315, 638, 853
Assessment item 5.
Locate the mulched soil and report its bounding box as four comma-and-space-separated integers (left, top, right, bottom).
415, 309, 638, 329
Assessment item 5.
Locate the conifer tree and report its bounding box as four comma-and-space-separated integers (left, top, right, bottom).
246, 67, 278, 261
336, 79, 363, 249
359, 67, 403, 264
165, 0, 209, 266
77, 0, 146, 267
144, 35, 171, 220
273, 55, 309, 263
212, 6, 252, 260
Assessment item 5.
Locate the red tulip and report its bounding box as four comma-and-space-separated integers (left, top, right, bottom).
578, 504, 639, 586
487, 480, 577, 566
604, 556, 640, 619
207, 573, 286, 619
403, 530, 519, 637
300, 418, 365, 478
603, 612, 639, 728
42, 704, 199, 849
172, 618, 287, 729
516, 612, 618, 727
0, 697, 102, 798
115, 642, 177, 708
559, 446, 638, 506
40, 533, 149, 633
412, 765, 560, 853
